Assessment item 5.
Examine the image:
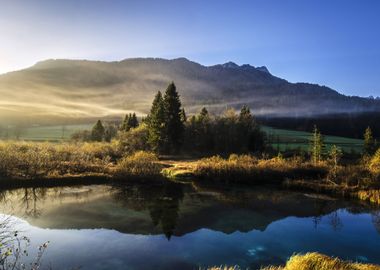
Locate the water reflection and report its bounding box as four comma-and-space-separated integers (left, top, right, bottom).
0, 183, 379, 237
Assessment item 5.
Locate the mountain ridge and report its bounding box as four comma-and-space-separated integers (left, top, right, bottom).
0, 57, 379, 124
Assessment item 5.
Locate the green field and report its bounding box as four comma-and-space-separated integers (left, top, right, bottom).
262, 126, 363, 153
0, 124, 364, 154
1, 124, 92, 141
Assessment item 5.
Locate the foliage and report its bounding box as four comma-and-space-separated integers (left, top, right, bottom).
369, 149, 380, 176
147, 91, 166, 153
310, 125, 324, 164
121, 113, 139, 132
194, 154, 327, 184
115, 151, 162, 178
91, 120, 105, 142
364, 126, 376, 156
184, 107, 265, 155
116, 124, 150, 154
260, 252, 380, 270
0, 217, 49, 270
0, 141, 115, 179
162, 82, 185, 153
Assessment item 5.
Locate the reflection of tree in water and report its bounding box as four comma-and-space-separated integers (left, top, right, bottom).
19, 188, 47, 218
372, 211, 380, 234
329, 211, 343, 231
111, 182, 184, 240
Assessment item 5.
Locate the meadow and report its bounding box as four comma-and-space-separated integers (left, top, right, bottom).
263, 126, 363, 153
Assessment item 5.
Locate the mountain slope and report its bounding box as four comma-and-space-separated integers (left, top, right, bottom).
0, 57, 379, 124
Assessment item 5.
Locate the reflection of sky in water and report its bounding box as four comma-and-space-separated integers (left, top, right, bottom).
11, 209, 380, 270
1, 185, 380, 269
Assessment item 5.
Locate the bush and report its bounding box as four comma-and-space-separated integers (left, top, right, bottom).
370, 149, 380, 175
115, 151, 162, 178
116, 124, 150, 155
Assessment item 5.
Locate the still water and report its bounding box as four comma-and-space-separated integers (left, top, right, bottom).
0, 182, 380, 270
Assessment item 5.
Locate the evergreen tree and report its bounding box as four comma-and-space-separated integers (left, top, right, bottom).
91, 120, 105, 141
238, 105, 263, 152
121, 113, 139, 132
147, 91, 166, 152
364, 126, 375, 155
163, 82, 184, 153
130, 113, 139, 128
310, 125, 324, 164
180, 108, 187, 123
121, 114, 130, 131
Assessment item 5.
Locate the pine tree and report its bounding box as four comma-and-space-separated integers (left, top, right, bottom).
310, 125, 324, 164
238, 105, 262, 152
163, 82, 184, 153
364, 126, 375, 156
91, 120, 105, 141
147, 91, 166, 152
130, 113, 139, 128
180, 108, 187, 123
121, 114, 130, 131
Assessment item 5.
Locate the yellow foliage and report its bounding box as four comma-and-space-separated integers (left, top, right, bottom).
115, 151, 162, 178
260, 253, 380, 270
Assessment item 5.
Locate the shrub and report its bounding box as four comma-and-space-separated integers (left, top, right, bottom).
369, 149, 380, 175
116, 124, 150, 155
115, 151, 162, 178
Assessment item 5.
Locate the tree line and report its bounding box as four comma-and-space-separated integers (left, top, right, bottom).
80, 82, 265, 155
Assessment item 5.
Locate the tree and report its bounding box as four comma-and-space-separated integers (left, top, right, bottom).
163, 82, 184, 153
130, 113, 139, 128
147, 91, 166, 153
238, 105, 264, 152
364, 126, 375, 156
180, 108, 187, 123
121, 113, 139, 132
329, 145, 342, 179
310, 125, 324, 164
91, 120, 105, 141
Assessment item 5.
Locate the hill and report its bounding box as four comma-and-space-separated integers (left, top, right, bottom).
1, 57, 379, 124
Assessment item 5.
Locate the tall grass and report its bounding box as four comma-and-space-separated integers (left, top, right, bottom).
115, 151, 163, 179
261, 252, 380, 270
0, 141, 117, 179
194, 154, 328, 184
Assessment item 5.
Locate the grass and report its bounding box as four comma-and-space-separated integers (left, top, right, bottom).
115, 151, 163, 179
260, 252, 380, 270
193, 154, 328, 184
1, 124, 92, 141
262, 126, 363, 153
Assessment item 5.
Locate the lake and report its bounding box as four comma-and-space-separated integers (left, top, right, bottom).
0, 182, 379, 269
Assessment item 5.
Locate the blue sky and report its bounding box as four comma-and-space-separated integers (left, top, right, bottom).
0, 0, 379, 96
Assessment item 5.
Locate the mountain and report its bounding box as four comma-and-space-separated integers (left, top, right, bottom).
0, 57, 379, 124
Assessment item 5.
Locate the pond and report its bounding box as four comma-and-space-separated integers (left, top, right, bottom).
0, 182, 379, 270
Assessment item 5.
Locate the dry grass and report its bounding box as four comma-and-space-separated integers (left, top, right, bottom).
115, 151, 163, 178
0, 141, 116, 179
194, 154, 327, 184
260, 253, 380, 270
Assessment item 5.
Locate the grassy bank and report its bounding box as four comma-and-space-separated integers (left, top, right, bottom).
1, 141, 380, 207
0, 141, 163, 186
208, 253, 380, 270
192, 154, 328, 184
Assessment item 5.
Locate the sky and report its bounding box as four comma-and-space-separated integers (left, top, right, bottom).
0, 0, 379, 96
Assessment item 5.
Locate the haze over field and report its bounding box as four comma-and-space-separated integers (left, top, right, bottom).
1, 57, 380, 125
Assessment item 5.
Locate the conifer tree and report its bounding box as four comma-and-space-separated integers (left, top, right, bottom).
130, 113, 139, 128
121, 114, 130, 131
163, 82, 184, 153
364, 126, 375, 156
91, 120, 105, 141
310, 125, 324, 164
180, 108, 187, 123
147, 91, 166, 152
